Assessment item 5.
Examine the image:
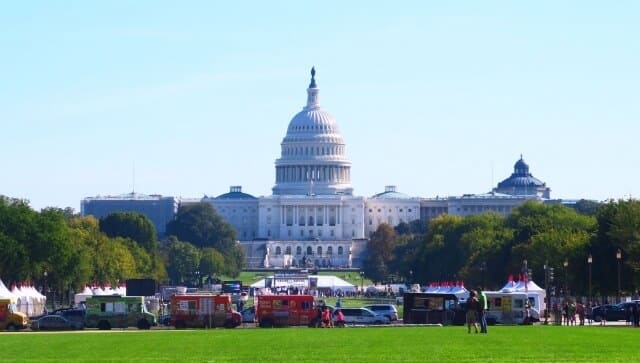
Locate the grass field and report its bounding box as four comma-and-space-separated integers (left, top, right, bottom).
1, 325, 638, 362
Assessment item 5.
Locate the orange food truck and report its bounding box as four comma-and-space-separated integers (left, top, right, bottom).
255, 295, 318, 328
170, 294, 241, 329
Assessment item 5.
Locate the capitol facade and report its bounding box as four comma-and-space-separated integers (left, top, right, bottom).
82, 68, 557, 269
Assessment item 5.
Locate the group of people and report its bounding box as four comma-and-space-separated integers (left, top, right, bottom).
465, 287, 488, 334
560, 301, 586, 325
315, 302, 344, 328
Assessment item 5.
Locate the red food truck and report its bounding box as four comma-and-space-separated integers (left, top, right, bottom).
255, 295, 318, 328
170, 294, 241, 329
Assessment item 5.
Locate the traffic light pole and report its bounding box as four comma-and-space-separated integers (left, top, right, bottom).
544, 262, 554, 325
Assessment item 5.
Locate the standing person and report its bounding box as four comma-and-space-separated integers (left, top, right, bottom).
466, 291, 479, 334
576, 302, 585, 326
335, 308, 345, 328
322, 306, 332, 328
476, 286, 488, 334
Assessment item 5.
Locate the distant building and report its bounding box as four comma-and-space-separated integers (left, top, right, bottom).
81, 192, 177, 237
420, 155, 551, 222
493, 155, 551, 198
365, 186, 420, 237
202, 186, 259, 241
420, 193, 538, 222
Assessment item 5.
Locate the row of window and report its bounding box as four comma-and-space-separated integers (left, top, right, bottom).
368, 208, 413, 213
282, 145, 344, 157
266, 229, 356, 238
273, 245, 347, 256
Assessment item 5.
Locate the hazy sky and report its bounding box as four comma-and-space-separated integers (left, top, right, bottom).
1, 1, 638, 211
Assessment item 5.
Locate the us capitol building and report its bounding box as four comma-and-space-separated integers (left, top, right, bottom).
82, 68, 556, 269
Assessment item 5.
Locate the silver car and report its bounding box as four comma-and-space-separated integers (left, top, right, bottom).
334, 307, 390, 325
364, 304, 399, 321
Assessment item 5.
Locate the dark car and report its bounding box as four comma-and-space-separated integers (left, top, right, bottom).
241, 306, 255, 323
54, 308, 86, 326
32, 315, 84, 331
159, 314, 172, 326
591, 302, 637, 322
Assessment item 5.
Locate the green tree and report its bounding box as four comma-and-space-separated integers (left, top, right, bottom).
592, 199, 640, 295
364, 224, 397, 283
163, 237, 202, 285
165, 202, 242, 273
506, 202, 595, 294
199, 248, 225, 283
99, 212, 158, 253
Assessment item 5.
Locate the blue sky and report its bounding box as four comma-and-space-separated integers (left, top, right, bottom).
1, 1, 638, 211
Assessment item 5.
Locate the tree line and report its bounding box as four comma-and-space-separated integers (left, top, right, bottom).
0, 197, 244, 294
364, 199, 640, 298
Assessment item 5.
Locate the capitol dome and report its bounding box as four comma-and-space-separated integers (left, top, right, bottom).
272, 68, 353, 196
493, 155, 551, 198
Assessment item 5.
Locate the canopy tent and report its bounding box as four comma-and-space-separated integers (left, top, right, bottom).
74, 284, 128, 306
0, 279, 15, 299
423, 283, 470, 302
9, 284, 46, 316
250, 275, 356, 293
500, 279, 544, 293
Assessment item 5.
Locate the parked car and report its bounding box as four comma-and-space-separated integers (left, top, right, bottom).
32, 315, 84, 331
54, 308, 85, 326
159, 314, 172, 326
364, 304, 399, 321
333, 307, 390, 325
241, 306, 256, 323
591, 303, 634, 322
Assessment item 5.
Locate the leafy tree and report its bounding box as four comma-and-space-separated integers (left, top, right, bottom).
165, 202, 241, 273
99, 212, 158, 253
456, 213, 513, 289
506, 202, 596, 294
200, 248, 225, 282
592, 199, 640, 295
364, 224, 397, 283
163, 237, 201, 285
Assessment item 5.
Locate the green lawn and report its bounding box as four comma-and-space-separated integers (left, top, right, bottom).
1, 325, 638, 362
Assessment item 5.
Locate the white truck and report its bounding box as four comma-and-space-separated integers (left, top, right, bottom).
484, 291, 542, 325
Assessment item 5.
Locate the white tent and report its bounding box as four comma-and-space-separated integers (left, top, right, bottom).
423, 284, 470, 301
24, 286, 46, 315
11, 286, 31, 315
0, 279, 15, 299
494, 278, 547, 314
513, 280, 545, 292
250, 275, 356, 293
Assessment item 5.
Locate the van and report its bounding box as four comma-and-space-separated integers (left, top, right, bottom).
364, 304, 398, 321
334, 307, 390, 325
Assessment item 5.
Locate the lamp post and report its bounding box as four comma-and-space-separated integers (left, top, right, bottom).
587, 254, 593, 305
43, 270, 48, 310
360, 271, 364, 295
563, 259, 569, 302
616, 248, 622, 303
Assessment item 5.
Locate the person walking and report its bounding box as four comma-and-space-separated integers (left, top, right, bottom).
477, 286, 488, 334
